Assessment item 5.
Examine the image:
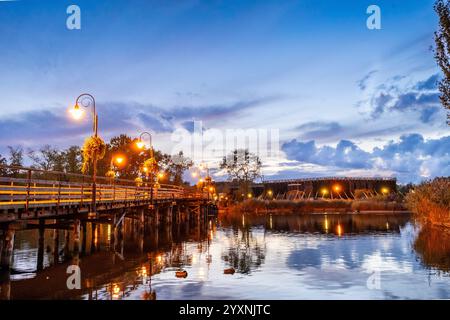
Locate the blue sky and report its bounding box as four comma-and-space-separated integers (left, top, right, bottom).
0, 0, 448, 183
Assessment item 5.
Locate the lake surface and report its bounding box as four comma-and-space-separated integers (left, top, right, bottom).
1, 213, 450, 300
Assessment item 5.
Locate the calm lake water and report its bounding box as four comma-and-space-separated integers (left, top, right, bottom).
1, 213, 450, 300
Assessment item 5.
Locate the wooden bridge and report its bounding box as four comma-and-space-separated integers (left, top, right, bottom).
0, 165, 215, 271
0, 165, 209, 222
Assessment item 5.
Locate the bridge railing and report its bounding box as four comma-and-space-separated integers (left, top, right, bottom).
0, 165, 205, 209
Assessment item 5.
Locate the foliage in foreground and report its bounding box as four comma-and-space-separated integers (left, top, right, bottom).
406, 177, 450, 227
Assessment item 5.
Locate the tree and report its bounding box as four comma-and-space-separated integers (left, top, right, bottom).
64, 146, 82, 173
220, 149, 262, 198
28, 145, 64, 171
0, 154, 7, 176
434, 0, 450, 124
7, 146, 24, 176
166, 151, 193, 185
96, 134, 170, 181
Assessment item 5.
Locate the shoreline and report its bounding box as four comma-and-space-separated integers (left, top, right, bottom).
219, 207, 411, 216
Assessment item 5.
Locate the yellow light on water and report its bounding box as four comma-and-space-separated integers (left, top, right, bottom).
112, 284, 120, 296
337, 224, 343, 237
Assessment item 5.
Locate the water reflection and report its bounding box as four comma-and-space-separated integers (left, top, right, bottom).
1, 213, 449, 300
414, 224, 450, 274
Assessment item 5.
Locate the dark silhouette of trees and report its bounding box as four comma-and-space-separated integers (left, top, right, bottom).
434, 0, 450, 124
220, 149, 262, 199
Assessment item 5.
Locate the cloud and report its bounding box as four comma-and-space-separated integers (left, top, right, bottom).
294, 121, 343, 140
415, 73, 439, 91
282, 134, 450, 183
166, 96, 279, 121
0, 96, 277, 147
357, 70, 378, 91
358, 73, 444, 124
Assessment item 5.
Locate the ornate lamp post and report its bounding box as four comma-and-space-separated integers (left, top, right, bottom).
136, 132, 156, 203
70, 93, 99, 216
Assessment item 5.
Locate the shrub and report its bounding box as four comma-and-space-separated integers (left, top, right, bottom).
406, 177, 450, 227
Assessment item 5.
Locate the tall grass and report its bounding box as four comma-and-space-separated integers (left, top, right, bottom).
222, 197, 406, 219
406, 177, 450, 228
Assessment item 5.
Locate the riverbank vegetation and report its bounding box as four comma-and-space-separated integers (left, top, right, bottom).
406, 177, 450, 228
220, 196, 406, 219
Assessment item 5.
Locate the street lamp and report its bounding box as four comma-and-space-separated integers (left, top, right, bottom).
70, 93, 99, 216
136, 132, 153, 154
136, 131, 156, 203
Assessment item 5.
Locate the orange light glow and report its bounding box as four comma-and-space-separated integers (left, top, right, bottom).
321, 188, 328, 195
112, 284, 120, 295
69, 104, 84, 120
136, 140, 145, 149
381, 187, 389, 195
337, 224, 343, 237
158, 172, 164, 179
333, 185, 341, 192
247, 193, 252, 198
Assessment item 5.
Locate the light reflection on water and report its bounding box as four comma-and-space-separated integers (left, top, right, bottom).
1, 213, 450, 300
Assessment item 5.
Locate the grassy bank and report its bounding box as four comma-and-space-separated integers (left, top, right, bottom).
406, 177, 450, 228
221, 197, 406, 219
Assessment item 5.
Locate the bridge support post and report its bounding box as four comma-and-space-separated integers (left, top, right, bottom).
81, 221, 87, 255
91, 223, 97, 253
0, 269, 10, 300
155, 206, 160, 227
53, 228, 59, 265
0, 226, 15, 271
64, 230, 70, 259
73, 219, 81, 255
37, 219, 45, 271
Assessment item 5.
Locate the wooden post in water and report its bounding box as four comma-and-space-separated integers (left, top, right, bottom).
81, 221, 87, 255
0, 270, 10, 300
36, 219, 45, 271
91, 223, 97, 253
53, 228, 59, 265
0, 226, 15, 270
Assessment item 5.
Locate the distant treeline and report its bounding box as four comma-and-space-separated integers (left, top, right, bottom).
0, 134, 193, 185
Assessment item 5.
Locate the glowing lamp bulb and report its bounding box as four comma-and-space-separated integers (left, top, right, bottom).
115, 157, 124, 165
136, 140, 145, 149
70, 104, 84, 120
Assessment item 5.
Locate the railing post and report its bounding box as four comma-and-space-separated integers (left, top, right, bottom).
24, 169, 31, 217
113, 180, 116, 202
80, 177, 84, 206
